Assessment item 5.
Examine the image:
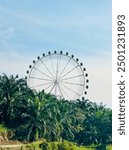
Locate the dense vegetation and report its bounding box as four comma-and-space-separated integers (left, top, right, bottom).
0, 74, 112, 150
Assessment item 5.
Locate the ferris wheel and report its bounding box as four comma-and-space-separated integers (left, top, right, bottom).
26, 51, 89, 100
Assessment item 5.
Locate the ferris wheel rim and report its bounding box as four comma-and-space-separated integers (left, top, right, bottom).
26, 51, 89, 100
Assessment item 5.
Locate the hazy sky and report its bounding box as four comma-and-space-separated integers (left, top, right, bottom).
0, 0, 112, 107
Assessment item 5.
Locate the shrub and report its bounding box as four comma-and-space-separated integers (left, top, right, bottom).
0, 124, 13, 142
40, 141, 94, 150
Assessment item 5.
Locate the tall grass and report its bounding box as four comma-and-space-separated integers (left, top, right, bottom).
0, 124, 12, 142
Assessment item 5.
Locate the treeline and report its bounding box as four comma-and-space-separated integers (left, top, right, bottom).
0, 74, 112, 148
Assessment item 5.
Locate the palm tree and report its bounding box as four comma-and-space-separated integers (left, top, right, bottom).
78, 102, 112, 146
0, 74, 28, 127
14, 92, 61, 142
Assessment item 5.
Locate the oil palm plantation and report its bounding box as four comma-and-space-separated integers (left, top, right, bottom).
0, 74, 112, 148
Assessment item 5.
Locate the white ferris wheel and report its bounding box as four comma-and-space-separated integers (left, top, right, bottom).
26, 51, 89, 100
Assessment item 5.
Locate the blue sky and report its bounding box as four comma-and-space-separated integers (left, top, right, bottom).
0, 0, 111, 56
0, 0, 112, 107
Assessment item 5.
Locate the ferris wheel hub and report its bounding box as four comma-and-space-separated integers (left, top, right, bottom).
54, 79, 59, 85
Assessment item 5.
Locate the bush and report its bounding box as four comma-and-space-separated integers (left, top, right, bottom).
40, 140, 95, 150
21, 140, 97, 150
106, 145, 112, 150
95, 144, 112, 150
0, 124, 13, 142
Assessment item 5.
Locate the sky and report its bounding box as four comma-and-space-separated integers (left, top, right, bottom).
0, 0, 112, 107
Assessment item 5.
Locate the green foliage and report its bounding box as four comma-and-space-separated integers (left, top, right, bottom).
96, 144, 106, 150
0, 124, 8, 138
21, 140, 44, 150
0, 124, 13, 142
78, 103, 112, 145
106, 145, 112, 150
0, 74, 112, 147
0, 124, 7, 133
40, 141, 95, 150
0, 74, 30, 127
21, 140, 97, 150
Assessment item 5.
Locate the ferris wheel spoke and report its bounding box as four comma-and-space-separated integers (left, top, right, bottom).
57, 54, 61, 78
61, 83, 81, 97
44, 83, 54, 91
55, 53, 59, 80
59, 86, 70, 100
50, 54, 56, 77
60, 65, 79, 80
58, 57, 72, 78
30, 81, 53, 88
29, 76, 52, 81
57, 84, 64, 99
40, 59, 55, 79
54, 84, 57, 96
61, 81, 84, 86
33, 67, 53, 80
49, 83, 56, 93
61, 74, 84, 81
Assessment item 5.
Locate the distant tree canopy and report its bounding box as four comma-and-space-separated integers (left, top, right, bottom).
0, 74, 112, 146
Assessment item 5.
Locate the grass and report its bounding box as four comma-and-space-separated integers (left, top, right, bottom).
0, 139, 112, 150
0, 125, 112, 150
0, 124, 8, 134
21, 141, 96, 150
0, 124, 10, 142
